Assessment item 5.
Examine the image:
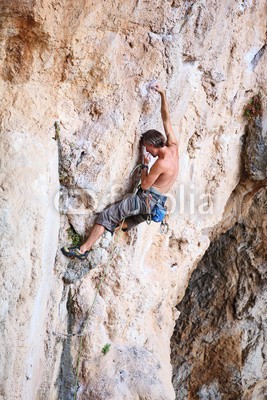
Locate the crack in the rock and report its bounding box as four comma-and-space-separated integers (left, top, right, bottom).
251, 44, 266, 70
56, 288, 77, 400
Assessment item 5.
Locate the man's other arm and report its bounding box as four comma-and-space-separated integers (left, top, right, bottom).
140, 162, 163, 190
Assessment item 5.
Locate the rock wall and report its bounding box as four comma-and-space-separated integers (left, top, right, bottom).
0, 0, 266, 399
171, 186, 267, 399
171, 105, 267, 398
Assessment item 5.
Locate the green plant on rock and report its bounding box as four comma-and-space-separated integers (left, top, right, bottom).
243, 94, 262, 122
66, 226, 82, 246
101, 343, 111, 355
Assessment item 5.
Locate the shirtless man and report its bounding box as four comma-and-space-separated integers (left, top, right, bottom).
61, 82, 179, 260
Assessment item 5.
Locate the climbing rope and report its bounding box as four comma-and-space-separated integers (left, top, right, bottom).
53, 221, 125, 397
130, 163, 143, 194
73, 163, 144, 398
73, 219, 125, 400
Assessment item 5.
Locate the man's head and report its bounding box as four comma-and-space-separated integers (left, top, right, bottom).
140, 129, 166, 156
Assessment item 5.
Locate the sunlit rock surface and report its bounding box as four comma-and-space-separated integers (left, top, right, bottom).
0, 0, 266, 399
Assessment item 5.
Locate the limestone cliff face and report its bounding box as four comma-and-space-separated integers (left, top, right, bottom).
171, 187, 267, 399
0, 0, 266, 399
171, 109, 267, 398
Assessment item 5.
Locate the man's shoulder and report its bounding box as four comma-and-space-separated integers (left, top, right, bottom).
167, 142, 178, 151
152, 158, 165, 171
154, 158, 169, 172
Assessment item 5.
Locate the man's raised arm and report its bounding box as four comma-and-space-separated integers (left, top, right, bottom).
152, 82, 177, 146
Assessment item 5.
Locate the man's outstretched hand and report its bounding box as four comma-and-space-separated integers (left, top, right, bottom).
143, 154, 151, 165
151, 81, 165, 94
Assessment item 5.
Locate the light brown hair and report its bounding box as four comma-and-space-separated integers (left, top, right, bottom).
141, 129, 166, 148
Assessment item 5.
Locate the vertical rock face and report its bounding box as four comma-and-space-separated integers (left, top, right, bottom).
0, 0, 266, 399
243, 114, 267, 180
171, 187, 267, 399
171, 102, 267, 398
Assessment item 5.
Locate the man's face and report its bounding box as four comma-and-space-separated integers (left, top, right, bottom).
144, 143, 157, 157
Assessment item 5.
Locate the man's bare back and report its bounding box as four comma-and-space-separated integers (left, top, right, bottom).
151, 144, 179, 193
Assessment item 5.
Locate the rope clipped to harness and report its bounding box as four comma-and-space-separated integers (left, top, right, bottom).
130, 163, 143, 194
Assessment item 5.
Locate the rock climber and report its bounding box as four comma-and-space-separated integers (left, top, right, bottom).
61, 82, 179, 260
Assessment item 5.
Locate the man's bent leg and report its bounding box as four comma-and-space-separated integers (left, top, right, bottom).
79, 224, 105, 254
94, 194, 143, 234
80, 216, 129, 254
61, 193, 148, 260
78, 196, 137, 255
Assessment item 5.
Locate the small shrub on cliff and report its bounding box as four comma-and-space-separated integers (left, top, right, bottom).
101, 343, 111, 355
66, 226, 82, 246
243, 94, 262, 121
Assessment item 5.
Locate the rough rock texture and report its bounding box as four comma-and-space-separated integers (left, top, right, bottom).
243, 116, 267, 181
171, 98, 267, 398
171, 187, 267, 399
0, 0, 266, 399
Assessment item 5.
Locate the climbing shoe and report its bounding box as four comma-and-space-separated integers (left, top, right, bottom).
61, 245, 89, 260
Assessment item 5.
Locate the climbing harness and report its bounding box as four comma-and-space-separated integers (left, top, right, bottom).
135, 182, 168, 229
